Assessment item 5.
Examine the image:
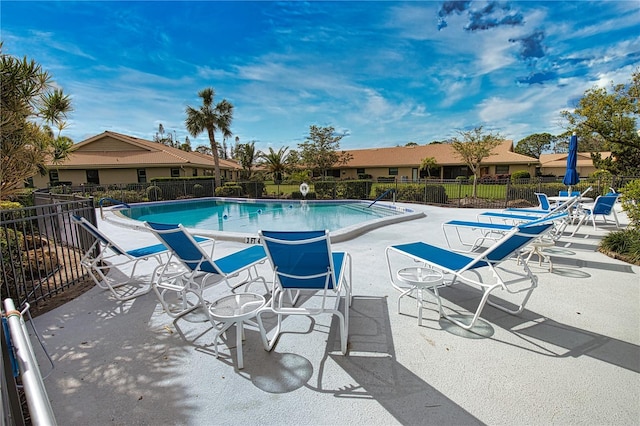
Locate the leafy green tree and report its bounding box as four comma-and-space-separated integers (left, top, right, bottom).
260, 146, 291, 183
515, 133, 555, 158
451, 126, 503, 198
1, 44, 73, 198
405, 142, 418, 146
194, 145, 212, 155
185, 87, 233, 187
237, 141, 258, 180
179, 136, 192, 152
419, 156, 438, 178
298, 125, 352, 178
561, 69, 640, 175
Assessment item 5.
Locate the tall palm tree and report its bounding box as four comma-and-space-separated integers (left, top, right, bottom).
237, 141, 258, 180
260, 146, 290, 184
185, 88, 233, 187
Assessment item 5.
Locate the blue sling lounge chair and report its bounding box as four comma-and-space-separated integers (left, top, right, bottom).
72, 215, 172, 301
443, 212, 569, 251
256, 230, 352, 355
144, 222, 267, 319
386, 219, 556, 330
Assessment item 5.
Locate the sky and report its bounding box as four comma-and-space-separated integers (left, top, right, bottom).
2, 1, 639, 154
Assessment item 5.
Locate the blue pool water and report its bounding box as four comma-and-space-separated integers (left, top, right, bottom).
122, 198, 407, 234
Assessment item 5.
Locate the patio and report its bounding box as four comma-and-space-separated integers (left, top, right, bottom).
29, 203, 639, 425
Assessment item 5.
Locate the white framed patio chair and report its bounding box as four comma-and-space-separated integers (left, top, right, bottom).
442, 212, 568, 251
144, 222, 267, 319
386, 219, 556, 330
570, 194, 620, 236
72, 214, 172, 301
256, 230, 352, 355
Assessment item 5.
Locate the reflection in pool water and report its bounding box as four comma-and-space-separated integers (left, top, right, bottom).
122, 198, 410, 235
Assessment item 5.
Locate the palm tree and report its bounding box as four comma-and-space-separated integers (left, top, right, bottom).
420, 156, 439, 178
237, 141, 258, 180
260, 146, 290, 184
185, 88, 233, 187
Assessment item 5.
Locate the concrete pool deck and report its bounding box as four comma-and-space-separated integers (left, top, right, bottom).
29, 203, 639, 425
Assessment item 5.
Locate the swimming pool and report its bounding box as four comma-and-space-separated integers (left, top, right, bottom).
112, 198, 424, 242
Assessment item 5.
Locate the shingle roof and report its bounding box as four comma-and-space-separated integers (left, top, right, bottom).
539, 152, 611, 168
343, 140, 538, 167
54, 131, 241, 170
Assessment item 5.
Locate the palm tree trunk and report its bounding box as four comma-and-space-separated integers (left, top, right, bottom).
208, 128, 221, 188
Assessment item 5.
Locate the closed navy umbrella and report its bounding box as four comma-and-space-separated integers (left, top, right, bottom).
562, 133, 579, 193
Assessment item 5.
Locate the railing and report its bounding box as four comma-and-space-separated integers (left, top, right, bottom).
2, 299, 56, 426
98, 197, 130, 219
1, 197, 95, 309
368, 188, 395, 207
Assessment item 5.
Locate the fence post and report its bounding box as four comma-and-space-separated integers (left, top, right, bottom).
505, 179, 511, 208
457, 179, 462, 207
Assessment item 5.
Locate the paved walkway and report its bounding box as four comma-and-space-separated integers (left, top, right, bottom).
29, 203, 639, 425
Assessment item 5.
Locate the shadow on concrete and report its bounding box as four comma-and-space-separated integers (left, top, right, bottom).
432, 282, 640, 374
316, 296, 482, 425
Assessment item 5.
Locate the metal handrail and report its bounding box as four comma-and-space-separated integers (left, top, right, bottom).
3, 299, 57, 426
368, 188, 395, 207
98, 197, 130, 219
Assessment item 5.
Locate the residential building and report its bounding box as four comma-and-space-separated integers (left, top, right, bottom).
333, 140, 538, 181
32, 131, 241, 188
538, 152, 610, 178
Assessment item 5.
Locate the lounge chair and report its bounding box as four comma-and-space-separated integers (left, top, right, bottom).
570, 194, 620, 236
256, 230, 352, 355
442, 212, 568, 251
504, 192, 554, 214
478, 194, 580, 226
386, 219, 557, 330
144, 222, 267, 319
72, 215, 173, 301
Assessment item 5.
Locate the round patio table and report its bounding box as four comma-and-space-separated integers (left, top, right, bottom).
208, 292, 266, 370
396, 267, 444, 325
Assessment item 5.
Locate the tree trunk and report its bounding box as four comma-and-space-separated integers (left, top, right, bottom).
208, 128, 221, 188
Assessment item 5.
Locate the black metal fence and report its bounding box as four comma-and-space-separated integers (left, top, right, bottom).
0, 195, 95, 310
45, 176, 637, 209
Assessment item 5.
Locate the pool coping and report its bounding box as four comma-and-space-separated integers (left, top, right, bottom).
102, 197, 426, 243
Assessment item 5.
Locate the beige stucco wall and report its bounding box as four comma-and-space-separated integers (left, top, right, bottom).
30, 166, 209, 188
540, 165, 596, 177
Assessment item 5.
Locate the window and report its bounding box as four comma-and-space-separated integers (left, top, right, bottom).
356, 168, 365, 174
192, 168, 198, 177
86, 169, 100, 184
495, 165, 510, 175
388, 167, 398, 176
137, 169, 147, 183
49, 170, 59, 184
171, 168, 180, 177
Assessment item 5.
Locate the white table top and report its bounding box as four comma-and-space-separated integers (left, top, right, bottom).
396, 267, 443, 287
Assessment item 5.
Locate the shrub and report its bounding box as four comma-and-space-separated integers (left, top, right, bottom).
240, 181, 265, 198
600, 228, 640, 265
193, 184, 204, 197
146, 186, 162, 201
314, 181, 336, 199
511, 170, 530, 182
620, 179, 640, 227
215, 185, 242, 197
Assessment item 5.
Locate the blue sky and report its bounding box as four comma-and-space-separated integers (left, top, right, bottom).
2, 1, 639, 153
